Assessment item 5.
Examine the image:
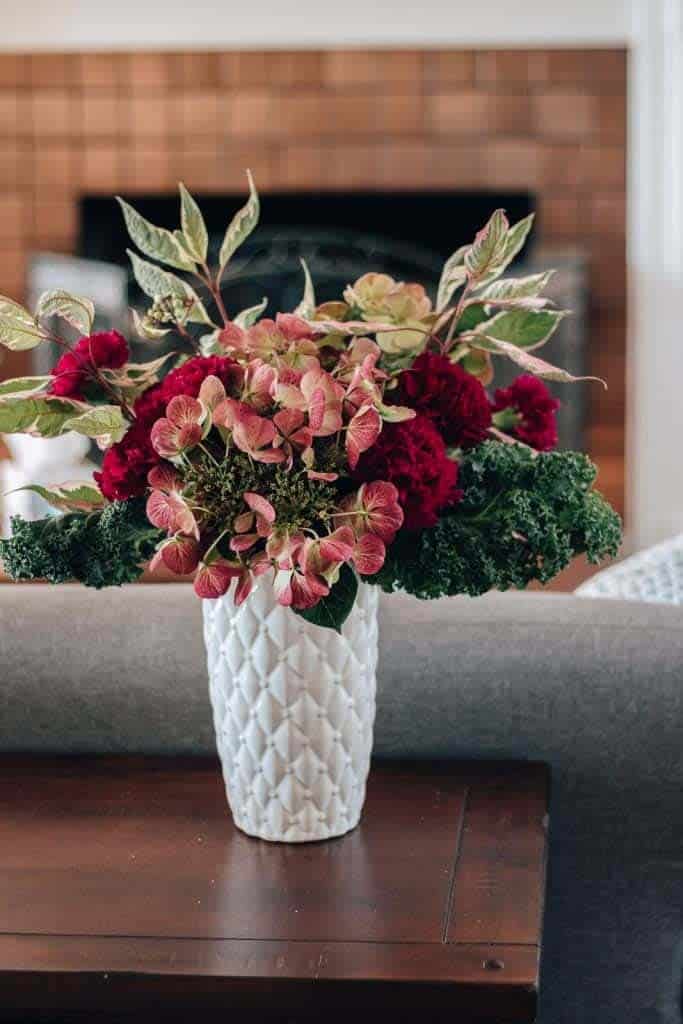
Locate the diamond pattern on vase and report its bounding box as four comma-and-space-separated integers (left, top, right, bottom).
203, 581, 379, 842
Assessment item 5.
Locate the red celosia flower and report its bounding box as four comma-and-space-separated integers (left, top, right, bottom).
352, 415, 461, 531
94, 421, 160, 502
132, 383, 167, 427
49, 330, 129, 398
491, 374, 560, 452
397, 351, 491, 448
160, 355, 242, 403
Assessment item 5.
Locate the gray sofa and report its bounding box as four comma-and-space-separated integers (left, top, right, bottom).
2, 583, 682, 1024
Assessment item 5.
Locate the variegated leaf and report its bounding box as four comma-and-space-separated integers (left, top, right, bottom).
376, 400, 416, 423
0, 296, 35, 323
498, 213, 535, 271
199, 329, 222, 356
13, 480, 105, 513
102, 352, 174, 389
131, 308, 171, 341
436, 245, 468, 311
36, 289, 95, 335
0, 396, 85, 438
62, 405, 128, 443
122, 353, 175, 379
470, 213, 536, 290
477, 269, 554, 303
0, 376, 50, 397
0, 295, 45, 351
127, 251, 212, 325
294, 259, 316, 318
467, 334, 604, 385
464, 209, 509, 279
117, 197, 195, 271
0, 315, 47, 351
234, 297, 268, 329
305, 318, 411, 337
179, 182, 208, 263
464, 308, 567, 352
218, 169, 260, 273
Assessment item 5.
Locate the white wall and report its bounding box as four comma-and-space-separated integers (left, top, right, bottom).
628, 0, 683, 548
1, 0, 629, 50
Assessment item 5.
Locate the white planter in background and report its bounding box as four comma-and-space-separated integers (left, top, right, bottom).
203, 581, 379, 843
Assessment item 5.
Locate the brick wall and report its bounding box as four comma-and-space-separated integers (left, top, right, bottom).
0, 48, 626, 514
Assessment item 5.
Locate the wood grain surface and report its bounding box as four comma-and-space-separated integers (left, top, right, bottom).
0, 757, 549, 1022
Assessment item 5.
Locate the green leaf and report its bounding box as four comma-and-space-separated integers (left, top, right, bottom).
234, 297, 268, 329
179, 183, 208, 263
0, 376, 50, 397
478, 270, 554, 303
460, 346, 493, 382
436, 245, 468, 312
454, 303, 491, 335
62, 405, 128, 443
219, 169, 260, 273
464, 308, 567, 352
127, 251, 212, 325
0, 296, 47, 351
0, 396, 84, 438
294, 259, 316, 318
12, 481, 105, 513
294, 565, 359, 634
464, 209, 509, 279
36, 289, 95, 335
117, 197, 195, 271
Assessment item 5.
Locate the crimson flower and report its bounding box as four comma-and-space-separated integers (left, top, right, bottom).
352, 415, 462, 531
161, 355, 243, 404
49, 330, 129, 398
94, 421, 159, 502
397, 351, 491, 448
491, 374, 560, 451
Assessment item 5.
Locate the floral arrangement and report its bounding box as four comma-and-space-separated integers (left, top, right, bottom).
0, 176, 621, 631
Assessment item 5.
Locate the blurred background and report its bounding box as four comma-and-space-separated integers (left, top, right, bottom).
0, 1, 680, 584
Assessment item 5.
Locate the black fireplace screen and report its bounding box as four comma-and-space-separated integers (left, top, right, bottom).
79, 191, 534, 315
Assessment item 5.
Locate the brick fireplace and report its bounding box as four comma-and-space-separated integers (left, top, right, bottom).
0, 47, 626, 514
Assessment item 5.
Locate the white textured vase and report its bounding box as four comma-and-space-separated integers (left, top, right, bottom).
203, 581, 379, 842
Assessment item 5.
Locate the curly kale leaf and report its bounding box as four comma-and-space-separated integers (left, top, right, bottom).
371, 441, 622, 599
0, 498, 163, 588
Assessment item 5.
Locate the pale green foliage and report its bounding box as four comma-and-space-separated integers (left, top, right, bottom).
13, 481, 104, 513
35, 290, 94, 335
293, 259, 316, 319
218, 169, 260, 273
62, 405, 128, 444
179, 182, 209, 263
117, 197, 196, 272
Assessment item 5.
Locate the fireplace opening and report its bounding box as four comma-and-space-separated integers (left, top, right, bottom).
80, 190, 535, 311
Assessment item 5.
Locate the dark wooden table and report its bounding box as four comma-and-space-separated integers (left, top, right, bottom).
0, 757, 549, 1023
